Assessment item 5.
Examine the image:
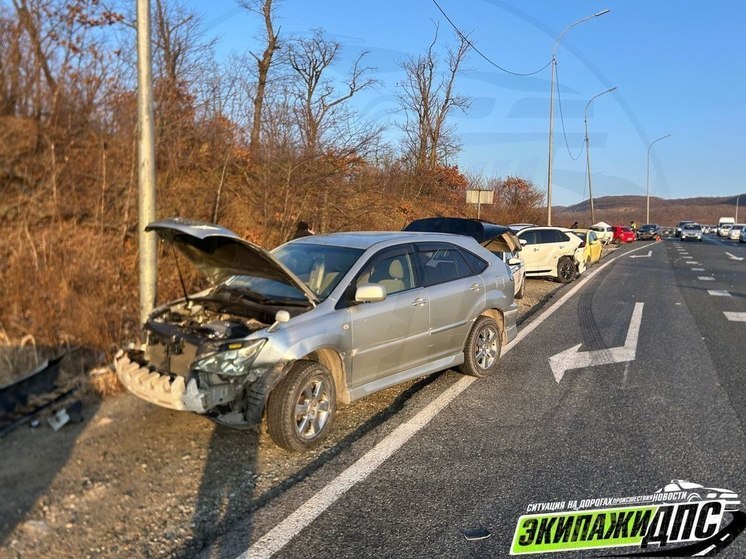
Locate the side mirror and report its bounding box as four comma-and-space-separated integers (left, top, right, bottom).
519, 238, 528, 246
508, 257, 521, 266
267, 310, 290, 333
355, 284, 386, 303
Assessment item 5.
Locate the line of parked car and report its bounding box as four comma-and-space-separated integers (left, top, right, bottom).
112, 216, 623, 452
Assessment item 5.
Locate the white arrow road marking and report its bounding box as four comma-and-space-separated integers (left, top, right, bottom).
708, 290, 731, 297
724, 312, 746, 322
726, 252, 745, 261
629, 250, 652, 259
549, 302, 644, 383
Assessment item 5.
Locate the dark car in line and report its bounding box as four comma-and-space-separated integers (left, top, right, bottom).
637, 223, 661, 240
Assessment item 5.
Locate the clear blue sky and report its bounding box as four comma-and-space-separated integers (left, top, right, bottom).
195, 0, 745, 206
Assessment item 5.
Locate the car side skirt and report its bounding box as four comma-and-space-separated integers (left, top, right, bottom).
348, 353, 464, 401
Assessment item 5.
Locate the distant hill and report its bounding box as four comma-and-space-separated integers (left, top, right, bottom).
552, 194, 743, 227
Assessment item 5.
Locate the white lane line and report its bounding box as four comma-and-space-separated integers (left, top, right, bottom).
697, 276, 715, 281
687, 262, 700, 265
724, 312, 746, 322
708, 290, 731, 297
683, 256, 693, 260
692, 268, 705, 271
240, 243, 655, 559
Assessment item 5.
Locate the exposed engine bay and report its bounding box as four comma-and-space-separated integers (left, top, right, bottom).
122, 298, 279, 426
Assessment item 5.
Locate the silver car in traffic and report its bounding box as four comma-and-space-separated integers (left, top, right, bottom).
680, 223, 703, 241
115, 219, 518, 450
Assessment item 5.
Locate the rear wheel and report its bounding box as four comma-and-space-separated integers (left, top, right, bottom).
613, 237, 621, 245
459, 316, 501, 378
557, 257, 576, 283
266, 361, 336, 451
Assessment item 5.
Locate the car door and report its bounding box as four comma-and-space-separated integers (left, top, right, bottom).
528, 229, 566, 274
415, 243, 486, 360
589, 231, 601, 262
540, 229, 560, 272
346, 246, 430, 390
517, 229, 541, 272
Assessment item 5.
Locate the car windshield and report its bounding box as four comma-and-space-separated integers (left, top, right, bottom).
622, 227, 632, 232
683, 224, 701, 230
272, 242, 364, 300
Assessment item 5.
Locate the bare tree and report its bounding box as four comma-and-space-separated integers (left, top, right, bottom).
285, 28, 378, 155
397, 25, 470, 169
238, 0, 280, 158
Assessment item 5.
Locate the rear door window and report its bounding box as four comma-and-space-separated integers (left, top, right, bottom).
416, 246, 473, 286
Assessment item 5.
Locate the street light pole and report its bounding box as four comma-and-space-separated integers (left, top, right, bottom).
645, 134, 671, 224
546, 8, 610, 226
737, 193, 740, 222
584, 86, 617, 225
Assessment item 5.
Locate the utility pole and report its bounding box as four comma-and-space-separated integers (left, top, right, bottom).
737, 193, 741, 222
584, 86, 616, 225
546, 9, 610, 226
645, 134, 671, 224
137, 0, 157, 325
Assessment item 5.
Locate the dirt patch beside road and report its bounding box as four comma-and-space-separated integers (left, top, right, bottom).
0, 266, 612, 558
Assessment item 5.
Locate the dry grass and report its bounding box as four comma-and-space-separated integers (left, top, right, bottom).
0, 331, 58, 388
89, 367, 125, 397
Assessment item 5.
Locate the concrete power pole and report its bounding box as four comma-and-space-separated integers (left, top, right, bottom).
137, 0, 157, 325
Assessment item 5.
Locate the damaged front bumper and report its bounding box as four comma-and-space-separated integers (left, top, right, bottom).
114, 349, 208, 413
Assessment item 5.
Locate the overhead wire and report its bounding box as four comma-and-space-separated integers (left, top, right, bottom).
433, 0, 588, 165
431, 0, 551, 76
554, 63, 585, 161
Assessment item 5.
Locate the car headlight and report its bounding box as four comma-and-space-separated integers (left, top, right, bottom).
193, 339, 266, 376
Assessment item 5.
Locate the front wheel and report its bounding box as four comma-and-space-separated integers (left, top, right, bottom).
266, 361, 336, 452
557, 257, 576, 283
459, 316, 501, 378
613, 237, 621, 245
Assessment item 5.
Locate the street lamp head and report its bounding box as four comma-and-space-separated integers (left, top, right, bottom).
594, 9, 611, 17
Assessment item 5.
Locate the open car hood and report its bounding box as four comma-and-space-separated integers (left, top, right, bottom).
146, 218, 318, 305
403, 217, 522, 253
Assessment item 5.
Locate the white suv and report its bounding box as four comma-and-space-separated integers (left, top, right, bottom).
515, 227, 586, 283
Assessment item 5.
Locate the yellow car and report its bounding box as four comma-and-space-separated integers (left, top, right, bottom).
571, 229, 602, 265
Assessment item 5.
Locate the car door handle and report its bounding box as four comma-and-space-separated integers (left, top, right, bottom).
559, 245, 565, 249
411, 297, 427, 307
470, 283, 482, 292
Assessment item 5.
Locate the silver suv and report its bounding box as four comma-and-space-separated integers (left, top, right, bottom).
115, 219, 518, 451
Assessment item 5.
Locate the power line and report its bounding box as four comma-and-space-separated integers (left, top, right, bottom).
432, 0, 551, 76
555, 62, 585, 161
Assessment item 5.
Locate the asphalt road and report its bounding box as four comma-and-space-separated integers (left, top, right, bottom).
203, 238, 746, 559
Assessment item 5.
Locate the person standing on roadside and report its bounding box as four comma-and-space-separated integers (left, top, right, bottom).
292, 221, 315, 239
571, 221, 579, 229
630, 220, 637, 232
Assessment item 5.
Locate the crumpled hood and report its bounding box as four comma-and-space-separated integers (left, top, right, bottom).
146, 218, 318, 304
